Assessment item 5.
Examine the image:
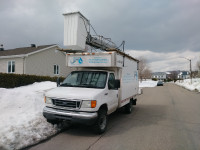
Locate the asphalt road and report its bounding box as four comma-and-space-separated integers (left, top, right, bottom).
29, 83, 200, 150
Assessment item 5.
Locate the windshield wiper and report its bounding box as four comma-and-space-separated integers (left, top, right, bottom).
60, 83, 74, 87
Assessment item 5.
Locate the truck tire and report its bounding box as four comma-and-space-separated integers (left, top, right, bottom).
125, 100, 132, 114
94, 109, 107, 134
132, 98, 137, 105
57, 121, 71, 129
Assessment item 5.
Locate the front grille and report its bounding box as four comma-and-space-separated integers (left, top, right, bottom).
52, 99, 81, 109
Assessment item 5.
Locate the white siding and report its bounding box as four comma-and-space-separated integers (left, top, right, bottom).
0, 57, 24, 74
25, 46, 72, 77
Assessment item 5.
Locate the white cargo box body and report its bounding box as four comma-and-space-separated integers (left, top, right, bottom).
66, 51, 139, 108
119, 54, 139, 107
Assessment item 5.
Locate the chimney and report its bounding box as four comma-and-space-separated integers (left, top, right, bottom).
0, 44, 4, 51
31, 44, 36, 48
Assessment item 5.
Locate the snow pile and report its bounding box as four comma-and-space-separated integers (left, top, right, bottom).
175, 78, 200, 92
138, 80, 158, 94
0, 82, 59, 150
139, 80, 158, 88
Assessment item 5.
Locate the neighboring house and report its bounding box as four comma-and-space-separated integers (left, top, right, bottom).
177, 71, 190, 79
152, 72, 167, 80
165, 72, 171, 79
0, 44, 71, 77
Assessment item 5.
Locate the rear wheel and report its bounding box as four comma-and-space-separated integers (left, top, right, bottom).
94, 109, 107, 134
125, 100, 132, 114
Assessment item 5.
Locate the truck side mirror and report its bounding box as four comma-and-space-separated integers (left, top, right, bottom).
57, 77, 60, 87
108, 79, 120, 90
115, 79, 120, 89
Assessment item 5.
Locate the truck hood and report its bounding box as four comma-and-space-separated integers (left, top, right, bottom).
45, 87, 105, 100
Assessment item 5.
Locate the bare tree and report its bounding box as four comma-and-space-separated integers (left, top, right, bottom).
138, 57, 152, 81
197, 58, 200, 77
143, 68, 152, 80
197, 61, 200, 70
169, 71, 178, 82
138, 57, 146, 81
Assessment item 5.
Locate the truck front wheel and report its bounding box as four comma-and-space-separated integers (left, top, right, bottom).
94, 109, 107, 134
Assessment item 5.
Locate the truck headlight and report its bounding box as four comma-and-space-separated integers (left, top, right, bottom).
44, 96, 52, 104
81, 100, 97, 108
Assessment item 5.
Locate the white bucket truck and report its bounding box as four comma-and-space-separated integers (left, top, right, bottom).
43, 12, 139, 133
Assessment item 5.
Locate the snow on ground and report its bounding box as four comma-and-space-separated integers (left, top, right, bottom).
138, 80, 158, 94
175, 78, 200, 92
139, 80, 158, 88
0, 82, 59, 150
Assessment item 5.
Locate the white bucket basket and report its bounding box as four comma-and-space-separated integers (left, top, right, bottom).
63, 12, 89, 51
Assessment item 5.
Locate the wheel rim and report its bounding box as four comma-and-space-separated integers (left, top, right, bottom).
99, 115, 106, 130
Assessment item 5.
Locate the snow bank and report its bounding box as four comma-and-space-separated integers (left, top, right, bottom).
175, 78, 200, 92
139, 80, 158, 88
0, 82, 59, 150
138, 80, 157, 94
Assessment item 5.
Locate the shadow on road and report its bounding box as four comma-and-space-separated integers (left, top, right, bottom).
61, 104, 168, 137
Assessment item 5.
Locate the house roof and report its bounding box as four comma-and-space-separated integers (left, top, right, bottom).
152, 72, 166, 76
0, 44, 56, 57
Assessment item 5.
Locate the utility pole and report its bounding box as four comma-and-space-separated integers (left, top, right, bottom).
189, 59, 192, 84
181, 57, 192, 84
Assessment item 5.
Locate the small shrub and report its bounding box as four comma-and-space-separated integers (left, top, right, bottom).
0, 73, 65, 88
165, 78, 173, 82
152, 78, 157, 81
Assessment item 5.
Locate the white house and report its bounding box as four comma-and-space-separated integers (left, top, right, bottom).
177, 71, 190, 79
0, 44, 71, 77
152, 72, 167, 80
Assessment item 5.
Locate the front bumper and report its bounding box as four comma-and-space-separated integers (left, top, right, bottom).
43, 107, 98, 125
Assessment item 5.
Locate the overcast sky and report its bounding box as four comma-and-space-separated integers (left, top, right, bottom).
0, 0, 200, 71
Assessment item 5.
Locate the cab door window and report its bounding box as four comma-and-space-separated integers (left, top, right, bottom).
108, 73, 116, 89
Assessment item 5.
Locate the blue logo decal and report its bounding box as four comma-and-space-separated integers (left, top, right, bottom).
78, 58, 83, 64
70, 57, 83, 65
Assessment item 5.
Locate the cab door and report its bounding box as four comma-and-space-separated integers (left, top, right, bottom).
106, 73, 119, 114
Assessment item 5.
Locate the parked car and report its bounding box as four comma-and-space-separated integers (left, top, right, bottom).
157, 81, 164, 86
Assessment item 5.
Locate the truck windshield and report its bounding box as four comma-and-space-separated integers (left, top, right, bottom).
60, 71, 107, 89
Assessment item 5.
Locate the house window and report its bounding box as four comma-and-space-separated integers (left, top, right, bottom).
8, 61, 15, 73
54, 65, 59, 75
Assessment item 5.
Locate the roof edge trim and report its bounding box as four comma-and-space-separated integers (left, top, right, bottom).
0, 45, 58, 59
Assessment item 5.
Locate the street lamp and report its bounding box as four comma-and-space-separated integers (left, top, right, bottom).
181, 57, 192, 84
